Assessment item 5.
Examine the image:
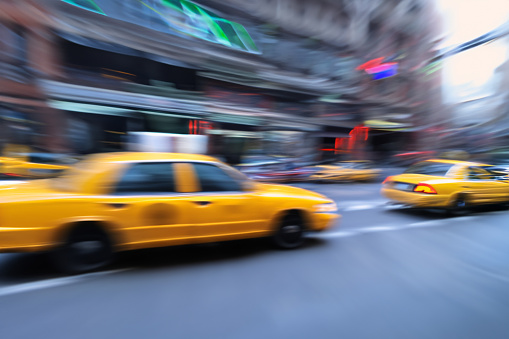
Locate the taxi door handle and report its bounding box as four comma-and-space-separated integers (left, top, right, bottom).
193, 201, 212, 206
462, 186, 471, 188
106, 203, 130, 209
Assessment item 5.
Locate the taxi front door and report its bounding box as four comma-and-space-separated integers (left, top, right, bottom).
464, 167, 509, 204
176, 162, 267, 242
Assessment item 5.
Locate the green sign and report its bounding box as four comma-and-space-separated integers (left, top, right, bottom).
61, 0, 259, 53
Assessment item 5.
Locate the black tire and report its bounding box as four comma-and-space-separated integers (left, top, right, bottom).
272, 213, 306, 249
53, 223, 114, 274
447, 195, 469, 217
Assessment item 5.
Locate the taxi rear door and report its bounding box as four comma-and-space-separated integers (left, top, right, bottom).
102, 161, 194, 249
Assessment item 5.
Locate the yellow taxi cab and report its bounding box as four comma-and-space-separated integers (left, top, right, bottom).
310, 160, 381, 183
0, 152, 339, 273
381, 159, 509, 213
0, 153, 78, 179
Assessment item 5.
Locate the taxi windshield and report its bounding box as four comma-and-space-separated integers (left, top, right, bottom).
49, 159, 96, 192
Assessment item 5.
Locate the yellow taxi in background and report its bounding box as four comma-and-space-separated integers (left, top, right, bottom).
0, 152, 339, 273
0, 153, 78, 179
310, 160, 381, 183
381, 159, 509, 213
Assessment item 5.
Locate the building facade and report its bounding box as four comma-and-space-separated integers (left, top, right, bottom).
0, 0, 444, 163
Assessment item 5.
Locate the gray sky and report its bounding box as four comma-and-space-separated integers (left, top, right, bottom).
437, 0, 509, 103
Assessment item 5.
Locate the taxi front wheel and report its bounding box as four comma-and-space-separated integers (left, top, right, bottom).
53, 223, 114, 274
272, 213, 306, 249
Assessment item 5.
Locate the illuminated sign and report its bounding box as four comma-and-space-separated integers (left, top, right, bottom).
356, 57, 384, 71
371, 65, 398, 80
356, 57, 398, 79
365, 62, 397, 74
61, 0, 259, 53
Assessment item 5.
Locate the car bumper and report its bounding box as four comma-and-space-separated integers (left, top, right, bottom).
310, 212, 340, 231
381, 188, 450, 208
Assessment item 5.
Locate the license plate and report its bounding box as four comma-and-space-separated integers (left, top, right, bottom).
394, 182, 413, 191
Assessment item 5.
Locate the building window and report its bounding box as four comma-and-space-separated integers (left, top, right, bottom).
0, 23, 29, 83
0, 24, 27, 65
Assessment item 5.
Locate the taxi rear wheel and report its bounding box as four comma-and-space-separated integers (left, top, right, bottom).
447, 195, 469, 216
53, 223, 114, 274
273, 213, 306, 249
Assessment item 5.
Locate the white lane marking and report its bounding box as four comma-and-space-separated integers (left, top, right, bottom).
343, 204, 377, 211
450, 216, 478, 222
313, 215, 481, 239
361, 226, 397, 232
340, 200, 387, 211
383, 204, 409, 210
409, 220, 445, 228
0, 269, 130, 298
459, 263, 509, 282
316, 230, 360, 238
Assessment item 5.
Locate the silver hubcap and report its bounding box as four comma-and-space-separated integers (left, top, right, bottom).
71, 240, 103, 254
282, 225, 300, 234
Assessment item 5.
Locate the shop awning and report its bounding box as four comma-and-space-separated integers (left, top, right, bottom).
209, 113, 263, 126
364, 119, 412, 131
140, 110, 201, 120
48, 100, 135, 116
313, 132, 351, 138
41, 80, 206, 115
207, 129, 259, 138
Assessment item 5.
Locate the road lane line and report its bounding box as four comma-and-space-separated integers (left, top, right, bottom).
459, 263, 509, 282
361, 226, 398, 232
409, 220, 445, 228
343, 204, 378, 211
316, 230, 360, 238
313, 215, 483, 240
0, 269, 130, 298
340, 200, 388, 212
312, 225, 397, 239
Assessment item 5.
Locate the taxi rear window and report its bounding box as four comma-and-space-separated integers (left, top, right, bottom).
24, 153, 77, 165
404, 161, 454, 176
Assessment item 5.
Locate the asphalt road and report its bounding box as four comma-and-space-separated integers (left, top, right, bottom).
1, 177, 509, 339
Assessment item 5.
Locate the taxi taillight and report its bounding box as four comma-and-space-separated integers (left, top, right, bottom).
413, 183, 437, 194
382, 176, 392, 184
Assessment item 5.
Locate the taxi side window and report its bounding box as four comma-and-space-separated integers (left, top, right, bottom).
114, 162, 175, 195
192, 163, 242, 192
468, 167, 493, 180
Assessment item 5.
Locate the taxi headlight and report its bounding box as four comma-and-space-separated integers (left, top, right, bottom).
314, 202, 337, 213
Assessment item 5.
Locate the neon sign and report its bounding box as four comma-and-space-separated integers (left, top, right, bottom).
356, 57, 398, 80
61, 0, 259, 53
